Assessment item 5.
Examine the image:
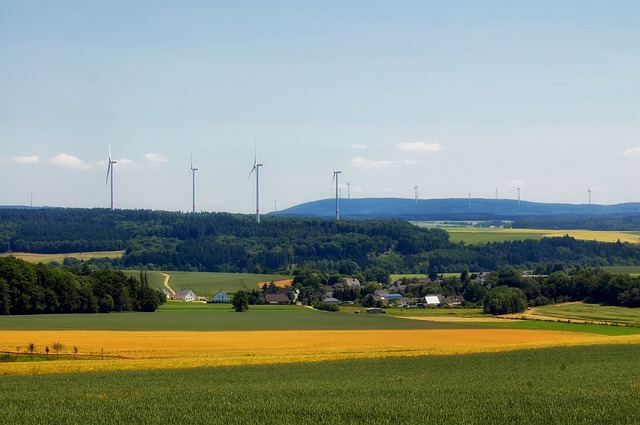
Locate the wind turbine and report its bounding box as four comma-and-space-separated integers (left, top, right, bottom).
332, 167, 342, 220
249, 146, 263, 223
346, 181, 351, 200
105, 146, 117, 210
588, 186, 591, 205
517, 186, 521, 205
190, 155, 198, 213
414, 185, 419, 203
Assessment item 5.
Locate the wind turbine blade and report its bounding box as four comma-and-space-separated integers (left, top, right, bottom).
108, 145, 112, 161
105, 162, 111, 186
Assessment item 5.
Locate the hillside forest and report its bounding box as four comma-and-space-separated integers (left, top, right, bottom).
1, 208, 640, 315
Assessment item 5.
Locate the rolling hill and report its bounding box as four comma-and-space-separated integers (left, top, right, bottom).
275, 198, 640, 220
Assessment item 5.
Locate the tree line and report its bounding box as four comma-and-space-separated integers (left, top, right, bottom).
0, 256, 164, 315
3, 208, 640, 274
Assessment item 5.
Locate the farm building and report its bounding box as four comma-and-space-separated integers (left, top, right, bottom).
265, 293, 290, 305
160, 288, 172, 299
211, 290, 231, 303
175, 289, 197, 302
424, 294, 442, 306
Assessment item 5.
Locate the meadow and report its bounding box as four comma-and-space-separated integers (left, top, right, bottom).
529, 302, 640, 327
0, 250, 125, 263
123, 270, 292, 296
0, 344, 638, 424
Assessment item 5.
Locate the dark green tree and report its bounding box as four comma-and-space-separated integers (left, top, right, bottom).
483, 286, 528, 315
233, 291, 249, 312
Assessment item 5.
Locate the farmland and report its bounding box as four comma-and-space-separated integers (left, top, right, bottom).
0, 344, 638, 424
0, 250, 125, 263
1, 302, 639, 424
410, 222, 640, 245
123, 270, 292, 296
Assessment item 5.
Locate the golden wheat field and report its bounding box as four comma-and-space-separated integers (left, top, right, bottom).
2, 329, 638, 376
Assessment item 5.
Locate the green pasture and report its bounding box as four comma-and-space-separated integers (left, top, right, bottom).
470, 318, 640, 336
1, 344, 639, 424
531, 302, 640, 327
0, 303, 477, 332
601, 265, 640, 276
124, 270, 291, 296
447, 230, 545, 244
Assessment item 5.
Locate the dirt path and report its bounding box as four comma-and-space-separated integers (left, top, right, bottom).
161, 273, 175, 296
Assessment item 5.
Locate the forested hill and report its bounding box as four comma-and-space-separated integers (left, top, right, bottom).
276, 198, 640, 221
2, 208, 640, 274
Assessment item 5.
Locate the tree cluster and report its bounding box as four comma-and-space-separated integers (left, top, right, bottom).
0, 256, 164, 315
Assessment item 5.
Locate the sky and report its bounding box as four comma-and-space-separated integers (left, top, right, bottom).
1, 0, 639, 213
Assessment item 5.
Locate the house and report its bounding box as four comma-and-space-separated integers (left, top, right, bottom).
321, 296, 341, 304
211, 290, 231, 303
398, 297, 419, 308
343, 277, 361, 288
444, 295, 465, 306
424, 294, 442, 306
160, 288, 172, 299
376, 292, 403, 302
175, 289, 197, 302
265, 293, 290, 305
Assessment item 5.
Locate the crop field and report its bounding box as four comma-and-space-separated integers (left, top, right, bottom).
429, 226, 640, 245
0, 344, 638, 424
0, 250, 125, 263
123, 270, 292, 296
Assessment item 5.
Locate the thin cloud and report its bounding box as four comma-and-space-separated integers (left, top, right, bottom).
403, 159, 419, 166
351, 157, 398, 169
145, 153, 168, 163
623, 147, 640, 160
12, 155, 40, 164
49, 154, 93, 170
396, 142, 443, 153
350, 144, 367, 150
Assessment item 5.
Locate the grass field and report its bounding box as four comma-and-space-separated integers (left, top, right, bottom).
123, 270, 292, 296
0, 344, 638, 424
527, 302, 640, 327
0, 250, 125, 263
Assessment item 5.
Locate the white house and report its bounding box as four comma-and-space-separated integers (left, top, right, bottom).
424, 294, 441, 306
211, 290, 231, 303
175, 289, 197, 302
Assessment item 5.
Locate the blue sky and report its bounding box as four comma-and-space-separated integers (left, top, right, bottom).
1, 1, 638, 213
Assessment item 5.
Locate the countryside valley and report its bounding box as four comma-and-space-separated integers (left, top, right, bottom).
1, 207, 639, 424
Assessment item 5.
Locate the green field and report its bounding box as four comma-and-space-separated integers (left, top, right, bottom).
0, 303, 478, 332
124, 270, 292, 297
1, 344, 638, 424
531, 302, 640, 327
602, 265, 640, 276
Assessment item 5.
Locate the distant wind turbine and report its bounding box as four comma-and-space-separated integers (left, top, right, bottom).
346, 181, 351, 200
517, 186, 521, 205
249, 145, 263, 223
190, 155, 198, 213
588, 186, 592, 205
332, 167, 342, 220
105, 146, 117, 210
414, 185, 419, 203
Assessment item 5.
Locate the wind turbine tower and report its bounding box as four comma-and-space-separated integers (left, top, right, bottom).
414, 185, 419, 203
517, 187, 521, 205
249, 148, 263, 223
333, 168, 342, 220
588, 186, 591, 205
105, 146, 117, 210
190, 156, 198, 213
347, 181, 351, 200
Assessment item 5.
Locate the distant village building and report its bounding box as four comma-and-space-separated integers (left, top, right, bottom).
265, 293, 290, 305
160, 288, 172, 299
424, 294, 442, 306
211, 290, 231, 303
175, 289, 197, 302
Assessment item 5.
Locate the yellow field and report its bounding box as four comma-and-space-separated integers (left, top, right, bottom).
448, 227, 640, 244
0, 250, 125, 263
2, 329, 638, 376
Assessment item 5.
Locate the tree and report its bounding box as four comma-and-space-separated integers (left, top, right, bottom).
483, 286, 528, 315
52, 341, 63, 359
233, 291, 249, 312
